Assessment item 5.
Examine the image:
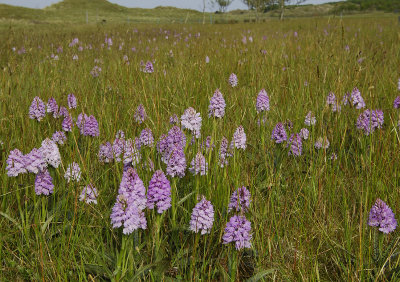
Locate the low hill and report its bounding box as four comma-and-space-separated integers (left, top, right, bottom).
45, 0, 129, 12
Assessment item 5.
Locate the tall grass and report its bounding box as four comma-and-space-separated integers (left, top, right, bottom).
1, 17, 400, 280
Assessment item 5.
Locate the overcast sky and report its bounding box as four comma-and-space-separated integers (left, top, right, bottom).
0, 0, 344, 11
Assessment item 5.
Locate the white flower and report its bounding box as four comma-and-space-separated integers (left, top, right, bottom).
181, 107, 202, 138
64, 162, 81, 183
40, 138, 61, 168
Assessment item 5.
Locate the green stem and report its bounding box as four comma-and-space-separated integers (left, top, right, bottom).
191, 232, 200, 279
154, 212, 165, 260
116, 236, 127, 280
230, 249, 239, 281
195, 175, 200, 202
171, 178, 177, 228
373, 228, 379, 265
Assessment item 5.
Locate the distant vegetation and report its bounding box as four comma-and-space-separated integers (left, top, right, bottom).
334, 0, 400, 13
0, 0, 397, 30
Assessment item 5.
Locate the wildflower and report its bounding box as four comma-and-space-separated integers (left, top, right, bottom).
167, 126, 186, 151
229, 73, 238, 87
76, 113, 87, 132
326, 92, 341, 112
79, 184, 98, 204
69, 38, 79, 47
208, 89, 226, 118
159, 126, 187, 164
169, 114, 179, 124
228, 186, 251, 213
40, 138, 61, 168
368, 198, 397, 234
118, 167, 147, 211
47, 97, 59, 118
256, 89, 270, 113
90, 66, 102, 77
356, 109, 384, 135
105, 36, 113, 47
62, 115, 74, 132
205, 56, 210, 63
110, 195, 147, 234
147, 170, 171, 213
201, 136, 215, 153
299, 128, 309, 140
330, 152, 337, 160
59, 106, 69, 118
110, 195, 129, 228
112, 131, 125, 162
181, 107, 202, 138
394, 96, 400, 109
326, 92, 336, 106
142, 61, 154, 73
134, 104, 147, 124
98, 142, 113, 163
271, 122, 287, 143
287, 133, 302, 156
139, 128, 154, 148
314, 137, 330, 149
219, 137, 229, 168
166, 148, 186, 178
284, 119, 293, 131
25, 148, 46, 174
342, 93, 350, 106
222, 215, 252, 250
123, 139, 141, 166
233, 126, 246, 150
305, 111, 316, 126
35, 169, 54, 195
52, 131, 67, 145
29, 97, 46, 121
189, 152, 208, 176
122, 204, 147, 234
6, 149, 27, 177
123, 55, 129, 64
190, 135, 196, 146
189, 196, 214, 235
64, 162, 81, 183
157, 134, 169, 159
83, 115, 100, 137
350, 87, 366, 109
68, 93, 77, 109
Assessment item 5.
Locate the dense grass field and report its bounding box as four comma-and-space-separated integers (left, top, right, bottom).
1, 15, 400, 281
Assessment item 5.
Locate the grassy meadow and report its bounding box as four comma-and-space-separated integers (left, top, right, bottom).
1, 11, 400, 281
